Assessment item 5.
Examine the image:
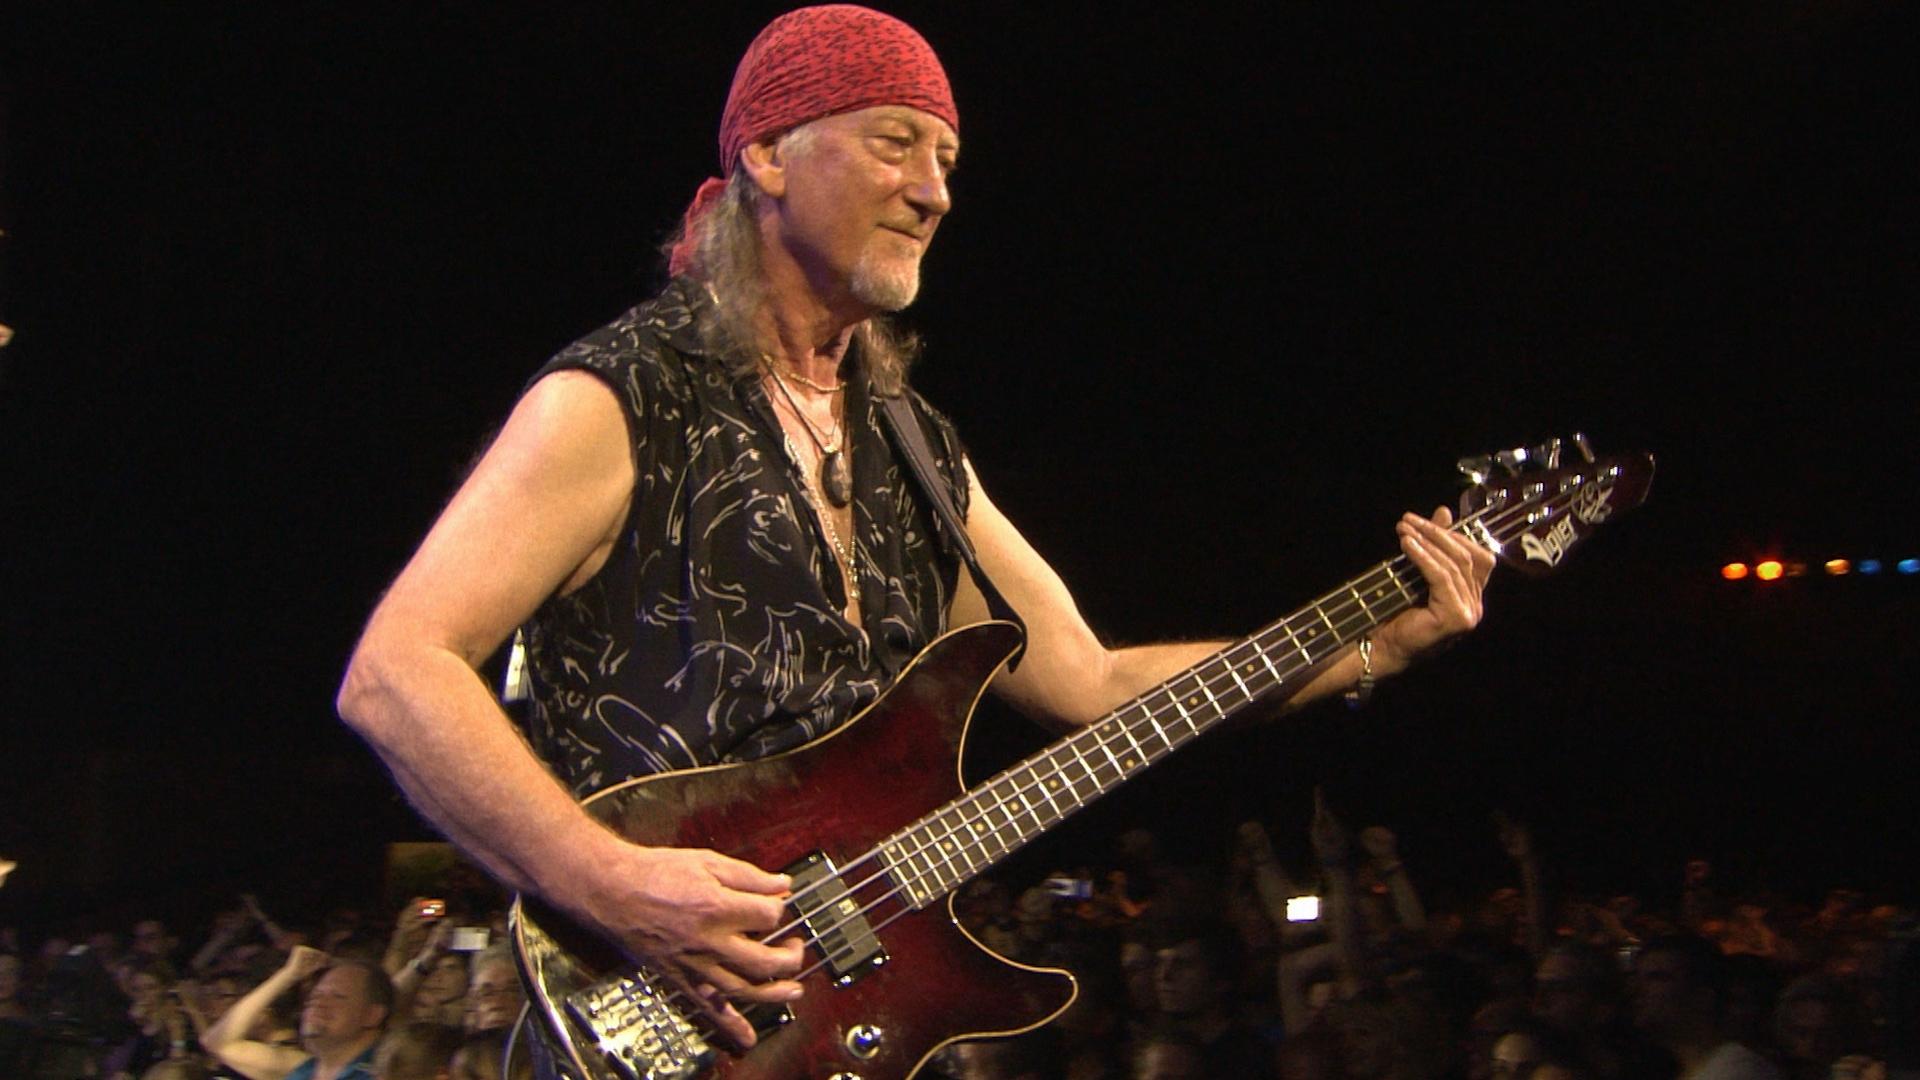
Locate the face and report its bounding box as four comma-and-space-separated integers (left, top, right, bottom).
421, 953, 468, 1001
1133, 1042, 1204, 1080
759, 105, 957, 314
1532, 953, 1599, 1030
466, 960, 523, 1033
302, 965, 385, 1049
1489, 1033, 1540, 1080
132, 920, 171, 957
1152, 941, 1219, 1018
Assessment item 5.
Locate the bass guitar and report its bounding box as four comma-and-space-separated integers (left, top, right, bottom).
511, 436, 1654, 1080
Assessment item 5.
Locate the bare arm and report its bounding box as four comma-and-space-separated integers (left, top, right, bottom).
1360, 826, 1426, 933
949, 462, 1493, 729
199, 946, 326, 1080
335, 372, 801, 1049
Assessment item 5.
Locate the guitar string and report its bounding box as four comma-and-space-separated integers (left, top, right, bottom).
631, 475, 1606, 1028
758, 476, 1608, 982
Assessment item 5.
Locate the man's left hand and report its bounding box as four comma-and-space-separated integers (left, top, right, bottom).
1373, 506, 1495, 671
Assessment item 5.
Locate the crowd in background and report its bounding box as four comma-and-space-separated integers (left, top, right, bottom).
2, 797, 1915, 1080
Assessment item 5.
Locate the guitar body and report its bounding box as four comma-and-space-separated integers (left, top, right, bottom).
513, 620, 1076, 1080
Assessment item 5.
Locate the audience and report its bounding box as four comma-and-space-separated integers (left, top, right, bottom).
1, 809, 1915, 1080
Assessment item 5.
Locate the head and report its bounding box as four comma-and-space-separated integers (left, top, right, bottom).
302, 960, 393, 1056
463, 949, 523, 1034
0, 953, 22, 1002
1630, 934, 1727, 1046
1131, 1027, 1206, 1080
1773, 974, 1865, 1071
1151, 921, 1239, 1019
1531, 941, 1623, 1035
419, 952, 469, 1004
131, 919, 175, 961
450, 1027, 523, 1080
372, 1021, 465, 1080
669, 5, 959, 393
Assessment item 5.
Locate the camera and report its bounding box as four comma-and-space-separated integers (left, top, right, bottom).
1043, 876, 1093, 901
448, 927, 491, 952
1285, 895, 1321, 922
419, 899, 446, 919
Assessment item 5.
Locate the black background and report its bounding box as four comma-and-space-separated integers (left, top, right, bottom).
2, 4, 1916, 933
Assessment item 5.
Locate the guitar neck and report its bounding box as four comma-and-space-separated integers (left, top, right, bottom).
877, 555, 1427, 908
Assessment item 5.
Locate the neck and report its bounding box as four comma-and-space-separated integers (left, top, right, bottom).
310, 1030, 379, 1073
753, 217, 870, 385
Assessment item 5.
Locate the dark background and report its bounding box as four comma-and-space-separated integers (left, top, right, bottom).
2, 3, 1915, 934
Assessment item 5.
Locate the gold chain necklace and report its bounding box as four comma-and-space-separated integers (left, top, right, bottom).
762, 358, 853, 507
781, 431, 861, 614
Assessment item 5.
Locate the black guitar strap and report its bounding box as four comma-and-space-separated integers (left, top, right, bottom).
878, 392, 1026, 669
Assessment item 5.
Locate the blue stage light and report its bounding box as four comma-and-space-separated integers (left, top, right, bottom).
1899, 559, 1920, 575
1860, 559, 1884, 575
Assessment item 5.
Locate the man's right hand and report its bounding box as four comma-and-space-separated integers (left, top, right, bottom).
280, 945, 331, 983
572, 843, 806, 1050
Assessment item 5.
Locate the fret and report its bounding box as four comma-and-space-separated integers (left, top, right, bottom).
1252, 641, 1284, 685
1138, 703, 1177, 755
1166, 689, 1201, 738
1198, 679, 1222, 720
1279, 620, 1313, 666
1028, 762, 1065, 826
1114, 717, 1149, 772
1226, 659, 1252, 704
1347, 583, 1375, 625
1314, 602, 1339, 638
1385, 562, 1417, 607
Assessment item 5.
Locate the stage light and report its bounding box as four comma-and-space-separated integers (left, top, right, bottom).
1755, 560, 1784, 581
1825, 559, 1851, 576
1722, 563, 1750, 581
1860, 559, 1884, 575
1900, 559, 1920, 575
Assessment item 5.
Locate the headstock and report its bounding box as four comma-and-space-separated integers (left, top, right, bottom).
1454, 434, 1655, 576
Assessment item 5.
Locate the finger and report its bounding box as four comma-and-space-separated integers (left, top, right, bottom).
690, 952, 805, 1006
713, 932, 806, 982
705, 853, 792, 897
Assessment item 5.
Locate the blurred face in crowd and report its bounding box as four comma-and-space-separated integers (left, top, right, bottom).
0, 954, 22, 1004
1120, 942, 1156, 1015
464, 958, 522, 1033
1132, 1040, 1204, 1080
132, 919, 172, 958
126, 969, 166, 1020
1777, 998, 1842, 1066
203, 975, 246, 1024
1152, 941, 1220, 1018
1489, 1032, 1541, 1079
421, 953, 468, 1003
303, 965, 387, 1052
1532, 952, 1606, 1032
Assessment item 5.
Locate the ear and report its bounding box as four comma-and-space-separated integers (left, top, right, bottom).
739, 138, 788, 199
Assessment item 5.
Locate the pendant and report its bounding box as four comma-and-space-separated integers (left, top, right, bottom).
821, 449, 853, 507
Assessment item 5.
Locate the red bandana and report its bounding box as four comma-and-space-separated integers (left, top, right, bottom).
668, 5, 958, 276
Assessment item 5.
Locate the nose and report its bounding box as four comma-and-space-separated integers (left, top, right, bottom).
903, 147, 951, 219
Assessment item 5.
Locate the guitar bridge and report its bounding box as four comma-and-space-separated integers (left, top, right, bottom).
785, 851, 888, 987
563, 971, 715, 1080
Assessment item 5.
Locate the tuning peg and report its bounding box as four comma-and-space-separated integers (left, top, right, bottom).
1495, 448, 1529, 476
1572, 432, 1595, 463
1457, 455, 1494, 485
1539, 437, 1562, 470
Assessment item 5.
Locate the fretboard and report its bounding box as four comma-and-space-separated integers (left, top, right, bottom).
878, 555, 1428, 908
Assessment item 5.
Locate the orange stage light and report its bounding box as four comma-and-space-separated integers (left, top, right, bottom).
1825, 559, 1851, 576
1755, 560, 1785, 581
1722, 563, 1750, 581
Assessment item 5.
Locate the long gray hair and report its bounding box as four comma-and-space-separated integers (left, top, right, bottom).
662, 149, 921, 398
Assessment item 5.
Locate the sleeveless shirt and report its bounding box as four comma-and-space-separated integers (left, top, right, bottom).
517, 280, 970, 797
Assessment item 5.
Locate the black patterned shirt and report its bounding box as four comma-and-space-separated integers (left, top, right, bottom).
518, 280, 969, 796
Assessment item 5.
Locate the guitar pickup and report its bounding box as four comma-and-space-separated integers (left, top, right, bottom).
784, 851, 888, 987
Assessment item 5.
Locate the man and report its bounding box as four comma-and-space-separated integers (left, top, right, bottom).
202, 946, 391, 1080
336, 2, 1493, 1057
1632, 934, 1784, 1080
